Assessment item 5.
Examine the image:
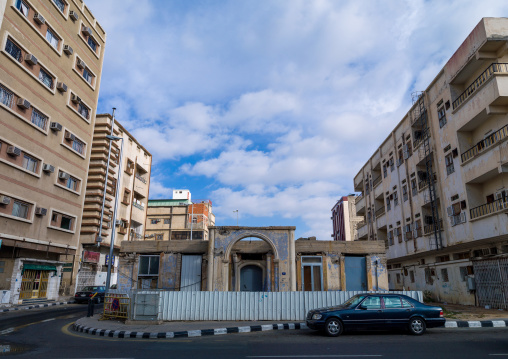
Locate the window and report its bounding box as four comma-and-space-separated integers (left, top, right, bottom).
138, 256, 159, 276
83, 68, 93, 84
393, 190, 398, 207
72, 138, 85, 154
383, 164, 387, 178
5, 38, 22, 62
66, 176, 78, 191
0, 85, 13, 107
126, 159, 134, 175
362, 296, 381, 309
388, 230, 394, 246
445, 154, 454, 175
22, 154, 38, 173
402, 185, 408, 202
459, 266, 473, 281
78, 103, 89, 119
60, 215, 72, 230
425, 268, 435, 285
15, 0, 29, 16
87, 36, 97, 52
46, 29, 59, 49
401, 299, 413, 308
411, 179, 417, 196
409, 270, 415, 283
301, 256, 323, 291
383, 296, 402, 309
122, 189, 130, 204
12, 200, 29, 219
164, 219, 170, 225
53, 0, 65, 12
438, 107, 447, 128
31, 109, 48, 130
39, 69, 53, 89
389, 158, 394, 172
155, 234, 163, 241
441, 268, 449, 282
386, 196, 391, 211
150, 219, 160, 224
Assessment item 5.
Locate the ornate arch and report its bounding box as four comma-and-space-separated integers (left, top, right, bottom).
224, 231, 280, 261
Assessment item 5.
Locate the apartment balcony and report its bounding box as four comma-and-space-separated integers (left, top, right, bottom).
355, 195, 366, 215
461, 125, 508, 163
135, 173, 147, 184
356, 221, 368, 240
372, 175, 382, 188
423, 219, 444, 236
461, 139, 508, 185
452, 64, 508, 130
375, 208, 386, 229
418, 173, 437, 192
470, 197, 508, 220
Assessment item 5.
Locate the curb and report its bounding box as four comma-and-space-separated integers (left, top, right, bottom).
72, 322, 307, 339
1, 301, 73, 313
445, 319, 508, 328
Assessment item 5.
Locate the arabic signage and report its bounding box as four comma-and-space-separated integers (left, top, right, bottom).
83, 251, 100, 263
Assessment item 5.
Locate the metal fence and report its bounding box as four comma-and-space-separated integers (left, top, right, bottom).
126, 290, 423, 321
473, 258, 508, 309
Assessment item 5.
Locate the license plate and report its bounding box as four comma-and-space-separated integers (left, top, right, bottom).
81, 294, 86, 297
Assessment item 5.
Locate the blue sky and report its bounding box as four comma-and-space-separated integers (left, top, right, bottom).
86, 0, 508, 240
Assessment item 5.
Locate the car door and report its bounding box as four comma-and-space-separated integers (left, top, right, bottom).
347, 296, 384, 329
380, 296, 413, 328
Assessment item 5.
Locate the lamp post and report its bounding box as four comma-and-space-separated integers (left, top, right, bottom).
233, 210, 238, 226
104, 133, 124, 294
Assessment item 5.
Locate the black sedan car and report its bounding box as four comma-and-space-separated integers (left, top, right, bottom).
306, 293, 445, 336
74, 286, 106, 304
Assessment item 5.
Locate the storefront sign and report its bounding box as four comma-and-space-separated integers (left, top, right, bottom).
105, 255, 115, 266
83, 251, 100, 263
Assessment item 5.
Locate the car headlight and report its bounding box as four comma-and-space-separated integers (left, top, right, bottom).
312, 313, 323, 320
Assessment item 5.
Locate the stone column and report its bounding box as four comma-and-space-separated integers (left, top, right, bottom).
266, 252, 272, 292
232, 253, 239, 291
207, 229, 214, 291
288, 230, 296, 291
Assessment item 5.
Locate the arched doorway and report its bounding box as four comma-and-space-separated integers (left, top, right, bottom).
240, 265, 263, 292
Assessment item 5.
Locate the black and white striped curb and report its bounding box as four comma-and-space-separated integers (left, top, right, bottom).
72, 322, 308, 339
1, 301, 72, 313
445, 319, 508, 328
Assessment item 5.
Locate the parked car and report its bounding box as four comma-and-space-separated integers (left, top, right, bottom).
74, 286, 106, 304
306, 293, 445, 336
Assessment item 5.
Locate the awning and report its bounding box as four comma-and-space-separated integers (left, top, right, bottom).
22, 263, 57, 274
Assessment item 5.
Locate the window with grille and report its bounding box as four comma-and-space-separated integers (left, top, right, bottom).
39, 69, 53, 89
12, 200, 29, 219
155, 234, 163, 241
5, 38, 22, 62
445, 153, 454, 175
0, 86, 13, 108
46, 28, 59, 49
78, 103, 89, 119
22, 154, 38, 173
15, 0, 29, 16
53, 0, 65, 12
438, 107, 447, 128
164, 219, 170, 225
441, 268, 449, 282
31, 109, 48, 130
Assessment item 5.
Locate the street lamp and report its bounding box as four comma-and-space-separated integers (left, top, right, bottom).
233, 209, 238, 226
104, 133, 123, 295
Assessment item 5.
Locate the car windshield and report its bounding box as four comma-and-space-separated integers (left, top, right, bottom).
342, 295, 367, 308
81, 286, 100, 291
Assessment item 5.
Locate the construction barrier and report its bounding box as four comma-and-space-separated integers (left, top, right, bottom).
102, 293, 130, 320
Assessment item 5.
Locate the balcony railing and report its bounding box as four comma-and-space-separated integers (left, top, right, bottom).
372, 176, 382, 188
470, 198, 508, 220
452, 63, 508, 110
135, 173, 147, 184
356, 220, 366, 229
355, 194, 364, 205
423, 219, 443, 235
375, 207, 385, 217
418, 173, 437, 191
133, 202, 145, 210
460, 125, 508, 163
131, 232, 143, 240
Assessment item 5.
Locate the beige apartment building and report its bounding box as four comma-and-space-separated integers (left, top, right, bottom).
0, 0, 106, 304
353, 18, 508, 308
144, 190, 215, 243
76, 113, 151, 290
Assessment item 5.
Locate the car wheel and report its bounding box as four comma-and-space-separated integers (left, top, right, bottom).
324, 318, 343, 337
408, 317, 426, 335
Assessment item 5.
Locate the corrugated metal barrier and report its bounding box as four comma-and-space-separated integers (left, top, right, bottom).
128, 291, 423, 321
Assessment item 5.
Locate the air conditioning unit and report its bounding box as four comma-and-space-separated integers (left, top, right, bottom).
42, 164, 55, 173
35, 207, 47, 216
0, 195, 11, 205
16, 98, 31, 109
24, 53, 38, 66
49, 122, 62, 131
7, 146, 21, 156
115, 219, 122, 226
33, 13, 45, 25
58, 171, 70, 180
77, 59, 86, 69
56, 82, 67, 92
63, 44, 73, 55
64, 132, 75, 141
82, 26, 93, 37
69, 10, 79, 21
71, 94, 81, 104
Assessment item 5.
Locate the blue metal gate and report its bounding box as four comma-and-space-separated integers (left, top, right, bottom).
345, 256, 367, 291
240, 265, 263, 292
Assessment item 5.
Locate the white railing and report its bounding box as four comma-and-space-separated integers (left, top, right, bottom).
126, 290, 423, 321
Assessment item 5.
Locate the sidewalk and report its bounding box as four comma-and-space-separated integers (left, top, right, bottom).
1, 298, 75, 313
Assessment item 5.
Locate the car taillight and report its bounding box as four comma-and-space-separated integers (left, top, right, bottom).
89, 294, 93, 297
439, 310, 444, 317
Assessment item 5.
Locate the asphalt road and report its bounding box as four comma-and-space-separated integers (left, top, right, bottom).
0, 305, 507, 359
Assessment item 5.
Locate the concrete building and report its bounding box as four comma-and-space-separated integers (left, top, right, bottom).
76, 113, 151, 290
331, 195, 364, 241
352, 18, 508, 307
144, 193, 215, 242
0, 0, 106, 304
117, 227, 387, 292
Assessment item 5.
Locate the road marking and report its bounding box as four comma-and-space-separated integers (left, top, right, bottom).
42, 318, 55, 322
246, 356, 383, 358
489, 355, 508, 356
0, 328, 14, 335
